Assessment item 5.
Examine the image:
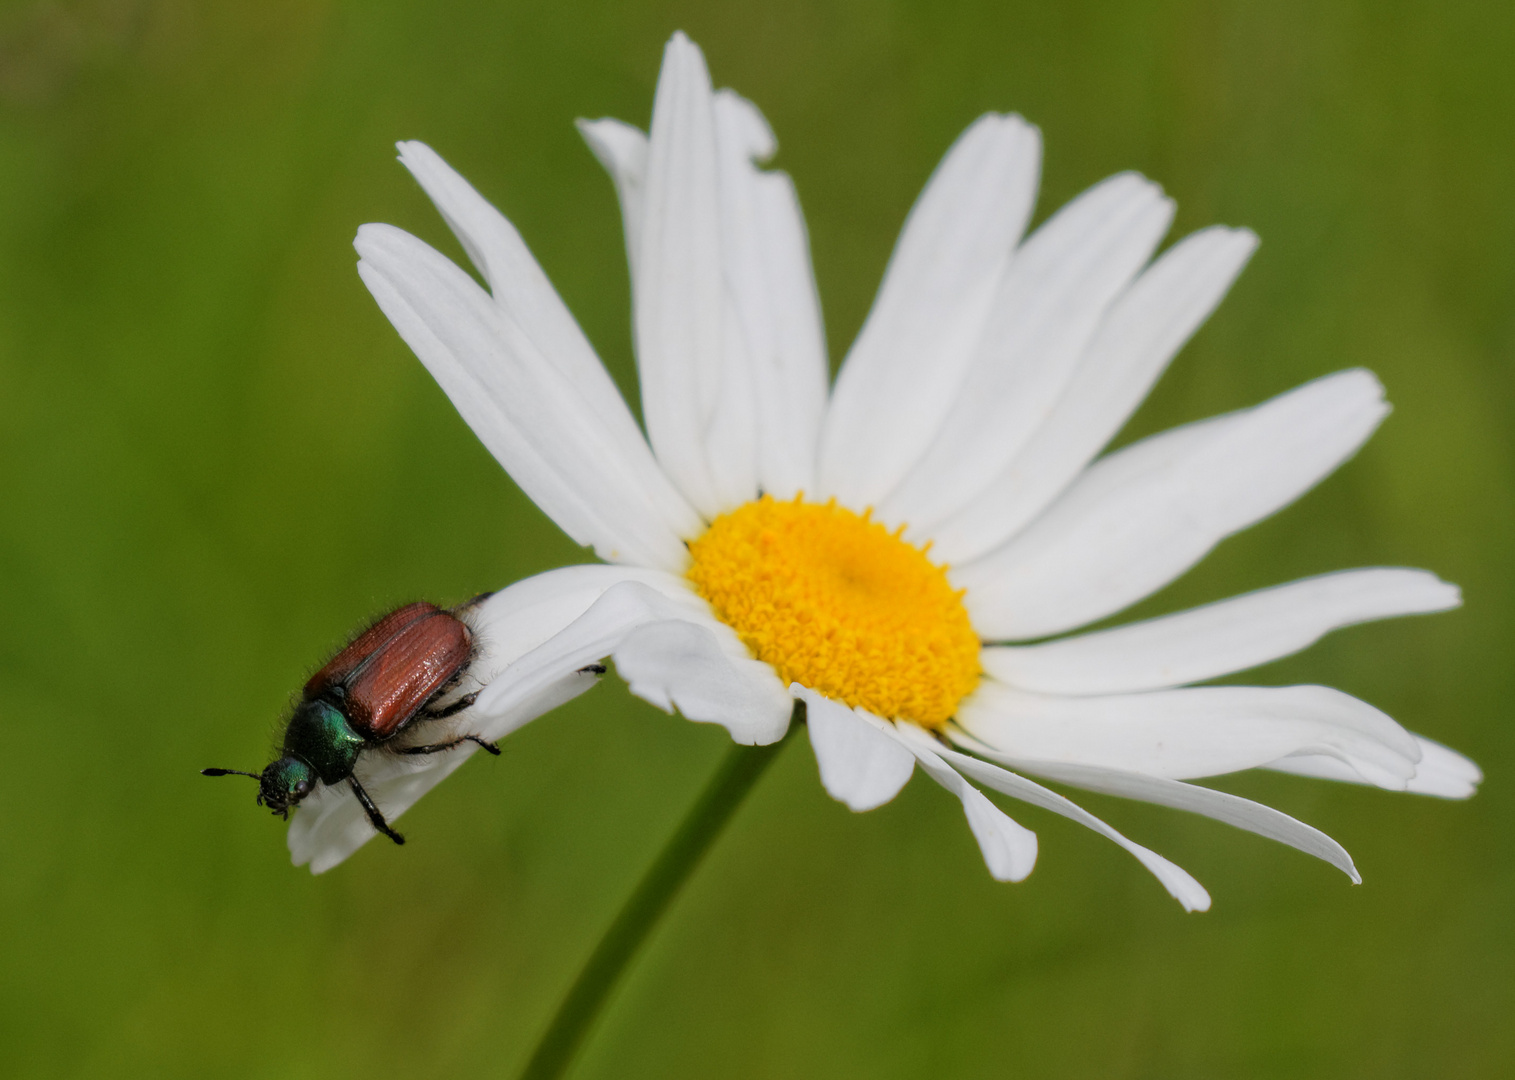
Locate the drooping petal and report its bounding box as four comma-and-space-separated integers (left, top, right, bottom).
906, 728, 1211, 910
635, 32, 727, 515
884, 173, 1174, 535
887, 722, 1038, 882
472, 577, 791, 749
470, 570, 751, 743
470, 576, 796, 745
957, 369, 1390, 640
288, 760, 454, 875
983, 568, 1460, 695
958, 680, 1422, 789
287, 665, 595, 876
576, 117, 649, 286
467, 565, 706, 685
926, 226, 1259, 563
713, 89, 829, 500
817, 113, 1042, 508
356, 224, 702, 570
288, 564, 688, 872
615, 618, 793, 745
793, 686, 916, 811
952, 733, 1359, 883
1266, 735, 1482, 799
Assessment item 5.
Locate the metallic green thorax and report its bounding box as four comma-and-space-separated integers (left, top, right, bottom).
283, 699, 366, 784
256, 699, 367, 815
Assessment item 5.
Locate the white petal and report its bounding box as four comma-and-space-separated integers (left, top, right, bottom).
464, 565, 708, 694
356, 224, 701, 569
291, 767, 432, 875
475, 578, 714, 714
793, 686, 916, 811
469, 570, 725, 743
889, 723, 1038, 882
927, 226, 1259, 562
288, 564, 685, 872
288, 665, 594, 877
713, 89, 829, 500
817, 114, 1042, 508
473, 576, 793, 747
983, 568, 1461, 695
954, 734, 1358, 883
1267, 734, 1482, 799
635, 32, 727, 515
704, 302, 760, 511
581, 95, 827, 509
395, 141, 651, 462
693, 91, 766, 512
614, 618, 793, 745
909, 729, 1211, 910
957, 369, 1390, 640
576, 117, 649, 287
958, 680, 1422, 789
884, 173, 1174, 534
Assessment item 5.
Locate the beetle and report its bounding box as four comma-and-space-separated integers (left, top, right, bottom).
203, 599, 499, 845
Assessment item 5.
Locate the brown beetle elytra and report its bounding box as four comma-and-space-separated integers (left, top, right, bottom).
308, 602, 473, 739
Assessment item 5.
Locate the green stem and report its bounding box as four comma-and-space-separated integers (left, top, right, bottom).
517, 718, 797, 1080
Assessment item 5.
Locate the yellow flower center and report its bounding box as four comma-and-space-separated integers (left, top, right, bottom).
687, 495, 980, 730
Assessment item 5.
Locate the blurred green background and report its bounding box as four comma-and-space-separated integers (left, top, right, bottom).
0, 0, 1509, 1076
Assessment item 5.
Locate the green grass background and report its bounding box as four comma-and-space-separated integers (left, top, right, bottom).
0, 0, 1510, 1076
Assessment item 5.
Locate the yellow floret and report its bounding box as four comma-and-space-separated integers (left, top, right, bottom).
687, 495, 980, 730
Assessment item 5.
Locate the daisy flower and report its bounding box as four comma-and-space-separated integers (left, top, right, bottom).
290, 32, 1480, 910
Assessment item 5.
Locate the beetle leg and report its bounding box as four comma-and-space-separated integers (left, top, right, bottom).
419, 690, 480, 721
347, 776, 405, 845
449, 590, 497, 614
396, 734, 501, 757
467, 735, 502, 755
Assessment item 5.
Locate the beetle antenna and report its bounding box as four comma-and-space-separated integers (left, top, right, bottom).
201, 768, 262, 779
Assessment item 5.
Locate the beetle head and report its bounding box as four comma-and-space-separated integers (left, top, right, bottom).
256, 756, 317, 818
